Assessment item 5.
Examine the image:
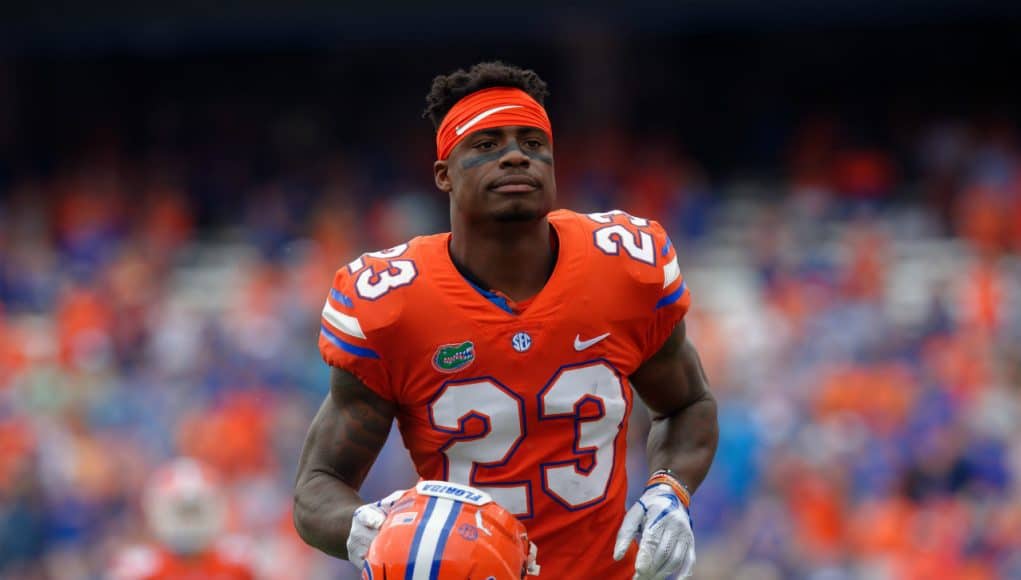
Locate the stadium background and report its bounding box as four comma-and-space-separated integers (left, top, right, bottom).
2, 1, 1021, 578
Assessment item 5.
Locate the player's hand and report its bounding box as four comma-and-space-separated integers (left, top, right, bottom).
526, 540, 541, 576
612, 483, 695, 580
346, 488, 406, 569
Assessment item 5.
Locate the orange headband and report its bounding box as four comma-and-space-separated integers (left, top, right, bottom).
435, 87, 553, 160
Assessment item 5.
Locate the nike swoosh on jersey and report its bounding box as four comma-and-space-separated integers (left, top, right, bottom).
455, 105, 524, 136
574, 332, 611, 351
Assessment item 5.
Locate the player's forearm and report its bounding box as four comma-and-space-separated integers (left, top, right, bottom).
293, 470, 363, 559
646, 392, 718, 493
293, 368, 397, 559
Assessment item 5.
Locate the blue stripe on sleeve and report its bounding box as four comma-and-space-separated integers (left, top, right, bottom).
429, 502, 464, 580
330, 288, 354, 308
662, 237, 673, 257
655, 281, 687, 310
406, 497, 438, 580
320, 325, 380, 359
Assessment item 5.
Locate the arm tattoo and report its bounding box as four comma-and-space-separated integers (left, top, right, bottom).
325, 369, 396, 488
293, 368, 397, 557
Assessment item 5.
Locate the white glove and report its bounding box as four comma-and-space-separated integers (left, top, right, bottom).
612, 483, 695, 580
346, 489, 406, 569
526, 540, 541, 576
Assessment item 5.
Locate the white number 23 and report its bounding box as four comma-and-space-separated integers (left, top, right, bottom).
428, 362, 628, 516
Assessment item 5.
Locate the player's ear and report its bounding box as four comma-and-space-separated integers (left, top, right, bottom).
434, 159, 453, 193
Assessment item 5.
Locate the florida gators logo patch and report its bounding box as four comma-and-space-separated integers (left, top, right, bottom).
433, 341, 475, 373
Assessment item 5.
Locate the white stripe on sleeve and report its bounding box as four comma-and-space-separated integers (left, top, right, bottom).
322, 300, 366, 339
663, 256, 681, 288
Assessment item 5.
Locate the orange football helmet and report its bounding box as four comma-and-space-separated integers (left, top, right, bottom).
363, 481, 540, 579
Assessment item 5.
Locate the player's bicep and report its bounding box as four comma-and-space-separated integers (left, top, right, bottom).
296, 367, 397, 489
629, 321, 711, 419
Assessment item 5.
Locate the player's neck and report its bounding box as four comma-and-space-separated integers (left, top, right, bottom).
449, 218, 556, 302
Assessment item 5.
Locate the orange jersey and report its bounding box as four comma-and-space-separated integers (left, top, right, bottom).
108, 542, 255, 580
319, 209, 690, 579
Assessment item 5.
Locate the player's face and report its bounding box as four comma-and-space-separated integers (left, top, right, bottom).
435, 126, 556, 224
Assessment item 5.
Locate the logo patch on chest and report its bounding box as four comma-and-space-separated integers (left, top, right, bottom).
433, 341, 476, 373
511, 331, 532, 353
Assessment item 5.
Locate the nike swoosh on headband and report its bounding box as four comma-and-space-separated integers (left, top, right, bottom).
455, 105, 524, 136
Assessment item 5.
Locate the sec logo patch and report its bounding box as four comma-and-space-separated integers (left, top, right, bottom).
511, 332, 532, 353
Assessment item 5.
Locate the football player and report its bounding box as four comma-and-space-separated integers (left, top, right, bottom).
294, 61, 719, 579
108, 457, 255, 580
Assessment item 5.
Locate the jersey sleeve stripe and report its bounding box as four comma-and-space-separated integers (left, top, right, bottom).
656, 281, 688, 310
320, 324, 380, 359
330, 288, 354, 308
663, 256, 681, 288
662, 236, 673, 257
322, 300, 366, 339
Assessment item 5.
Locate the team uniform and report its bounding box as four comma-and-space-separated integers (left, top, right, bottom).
107, 541, 255, 580
112, 458, 257, 580
319, 209, 690, 578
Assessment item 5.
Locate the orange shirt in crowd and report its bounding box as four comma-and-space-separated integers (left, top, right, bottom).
108, 543, 255, 580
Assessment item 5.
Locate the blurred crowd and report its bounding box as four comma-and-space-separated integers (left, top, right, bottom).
1, 113, 1021, 579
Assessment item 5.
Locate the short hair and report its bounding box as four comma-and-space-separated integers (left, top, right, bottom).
423, 61, 550, 131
